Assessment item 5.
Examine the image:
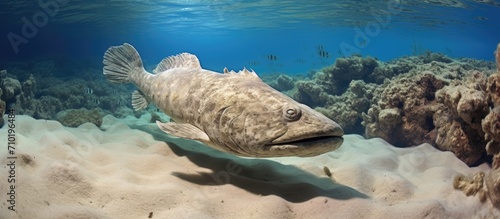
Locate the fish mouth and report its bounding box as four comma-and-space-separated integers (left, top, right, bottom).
262, 135, 344, 157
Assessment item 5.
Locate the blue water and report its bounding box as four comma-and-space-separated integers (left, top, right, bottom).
0, 0, 499, 75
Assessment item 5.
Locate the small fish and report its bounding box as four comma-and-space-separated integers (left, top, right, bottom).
103, 43, 344, 157
316, 45, 330, 58
359, 39, 367, 47
84, 87, 93, 94
90, 98, 100, 105
267, 54, 278, 61
249, 61, 259, 66
318, 50, 330, 58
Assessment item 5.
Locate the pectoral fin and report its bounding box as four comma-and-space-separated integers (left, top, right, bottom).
156, 121, 211, 143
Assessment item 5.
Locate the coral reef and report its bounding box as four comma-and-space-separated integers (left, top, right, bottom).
455, 43, 500, 208
481, 43, 500, 208
315, 55, 379, 95
266, 52, 494, 137
363, 72, 446, 147
0, 65, 134, 120
315, 80, 374, 134
433, 72, 489, 165
421, 51, 453, 64
56, 108, 103, 127
362, 54, 496, 165
370, 56, 419, 83
273, 74, 296, 91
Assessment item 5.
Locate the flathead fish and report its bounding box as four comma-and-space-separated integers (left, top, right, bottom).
103, 43, 343, 157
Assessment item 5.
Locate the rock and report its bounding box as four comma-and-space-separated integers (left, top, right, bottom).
56, 108, 103, 127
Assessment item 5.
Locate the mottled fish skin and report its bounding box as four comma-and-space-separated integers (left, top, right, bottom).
103, 43, 344, 157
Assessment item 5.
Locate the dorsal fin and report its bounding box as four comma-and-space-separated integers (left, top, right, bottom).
237, 68, 259, 79
153, 53, 201, 74
223, 67, 238, 75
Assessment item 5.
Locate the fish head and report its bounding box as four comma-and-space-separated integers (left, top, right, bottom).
223, 90, 344, 157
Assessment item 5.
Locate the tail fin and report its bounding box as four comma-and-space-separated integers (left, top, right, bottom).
103, 43, 145, 83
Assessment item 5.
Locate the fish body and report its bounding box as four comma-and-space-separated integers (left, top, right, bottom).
103, 43, 343, 157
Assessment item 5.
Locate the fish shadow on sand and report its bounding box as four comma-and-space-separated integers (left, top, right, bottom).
132, 124, 368, 203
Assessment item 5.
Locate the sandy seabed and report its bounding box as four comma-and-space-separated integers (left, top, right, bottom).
0, 114, 498, 219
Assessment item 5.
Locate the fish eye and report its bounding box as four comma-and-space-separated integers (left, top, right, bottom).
283, 107, 301, 121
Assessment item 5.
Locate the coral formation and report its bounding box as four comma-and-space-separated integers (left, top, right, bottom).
266, 52, 494, 139
56, 108, 103, 127
0, 66, 134, 120
370, 57, 418, 83
315, 80, 374, 134
315, 55, 379, 95
453, 172, 487, 202
486, 166, 500, 208
421, 51, 453, 64
456, 43, 500, 208
363, 55, 495, 165
1, 77, 21, 101
481, 43, 500, 208
433, 72, 489, 165
363, 72, 446, 147
274, 74, 295, 91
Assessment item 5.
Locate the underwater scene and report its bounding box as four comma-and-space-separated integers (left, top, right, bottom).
1, 0, 500, 218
